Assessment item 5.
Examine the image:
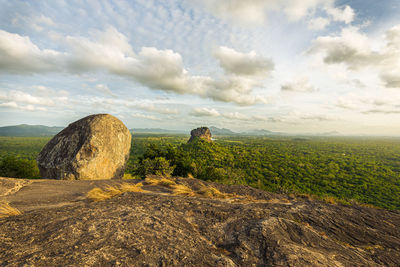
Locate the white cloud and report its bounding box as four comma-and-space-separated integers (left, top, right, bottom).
94, 84, 115, 96
192, 0, 353, 27
308, 17, 330, 30
308, 25, 400, 88
281, 77, 318, 92
12, 14, 56, 32
0, 101, 18, 108
0, 101, 47, 111
284, 0, 327, 21
222, 112, 249, 120
214, 46, 274, 76
0, 28, 271, 105
0, 29, 64, 74
0, 90, 56, 106
190, 107, 220, 117
135, 103, 179, 115
192, 0, 279, 25
300, 114, 336, 121
32, 85, 69, 97
325, 5, 355, 24
131, 113, 162, 121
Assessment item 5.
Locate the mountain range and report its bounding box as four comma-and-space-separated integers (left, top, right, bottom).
0, 124, 342, 137
0, 125, 64, 137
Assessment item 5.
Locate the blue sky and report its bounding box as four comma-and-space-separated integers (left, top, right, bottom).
0, 0, 399, 135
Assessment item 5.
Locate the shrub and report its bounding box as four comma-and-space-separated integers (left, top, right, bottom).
140, 157, 175, 177
0, 156, 40, 179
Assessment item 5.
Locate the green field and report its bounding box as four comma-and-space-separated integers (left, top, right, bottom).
1, 135, 400, 210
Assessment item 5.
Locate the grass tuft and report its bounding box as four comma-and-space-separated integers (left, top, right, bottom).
87, 188, 114, 202
87, 183, 146, 202
0, 202, 22, 218
197, 186, 231, 199
144, 177, 177, 187
171, 184, 196, 196
120, 182, 145, 192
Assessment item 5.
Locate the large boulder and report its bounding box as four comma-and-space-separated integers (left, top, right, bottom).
37, 114, 131, 180
188, 127, 212, 143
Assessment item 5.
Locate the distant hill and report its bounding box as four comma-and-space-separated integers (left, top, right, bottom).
0, 125, 64, 137
130, 128, 185, 134
209, 126, 237, 135
243, 129, 276, 136
209, 126, 281, 136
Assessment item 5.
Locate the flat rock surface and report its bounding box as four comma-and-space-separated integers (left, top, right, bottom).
0, 176, 400, 266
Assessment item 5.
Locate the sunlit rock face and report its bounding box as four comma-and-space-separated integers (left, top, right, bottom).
188, 127, 212, 143
37, 114, 131, 180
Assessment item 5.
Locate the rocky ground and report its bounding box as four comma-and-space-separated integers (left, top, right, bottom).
1, 176, 400, 266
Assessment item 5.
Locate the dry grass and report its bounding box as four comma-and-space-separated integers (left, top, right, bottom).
0, 202, 22, 218
87, 188, 115, 202
88, 176, 246, 202
197, 186, 231, 199
120, 182, 144, 192
144, 177, 176, 187
171, 184, 196, 196
322, 195, 337, 205
87, 183, 146, 202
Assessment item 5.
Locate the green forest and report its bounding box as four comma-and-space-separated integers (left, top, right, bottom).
1, 134, 400, 210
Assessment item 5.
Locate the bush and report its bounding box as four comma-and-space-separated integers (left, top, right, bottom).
0, 156, 40, 179
139, 157, 175, 177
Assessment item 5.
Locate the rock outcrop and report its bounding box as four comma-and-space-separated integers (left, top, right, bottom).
0, 176, 400, 266
37, 114, 131, 180
188, 127, 212, 143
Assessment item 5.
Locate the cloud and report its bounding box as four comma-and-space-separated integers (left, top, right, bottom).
214, 46, 274, 76
192, 0, 354, 26
281, 77, 318, 92
222, 112, 249, 120
325, 5, 355, 24
0, 29, 64, 74
0, 101, 18, 108
32, 85, 69, 97
0, 28, 271, 105
131, 113, 162, 121
308, 17, 330, 30
94, 84, 116, 96
308, 25, 400, 88
12, 14, 56, 32
300, 114, 335, 121
190, 107, 220, 117
0, 90, 56, 106
135, 103, 179, 115
0, 101, 47, 111
191, 0, 279, 25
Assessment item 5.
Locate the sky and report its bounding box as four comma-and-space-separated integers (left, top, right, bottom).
0, 0, 399, 135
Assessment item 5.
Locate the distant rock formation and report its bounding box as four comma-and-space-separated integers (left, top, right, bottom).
37, 114, 131, 180
188, 127, 212, 143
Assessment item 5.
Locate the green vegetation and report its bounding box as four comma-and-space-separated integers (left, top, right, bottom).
1, 135, 400, 210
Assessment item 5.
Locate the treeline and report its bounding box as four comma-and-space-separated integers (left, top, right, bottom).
126, 136, 400, 210
1, 135, 400, 210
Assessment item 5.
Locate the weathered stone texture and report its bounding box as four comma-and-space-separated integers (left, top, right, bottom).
37, 114, 131, 180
